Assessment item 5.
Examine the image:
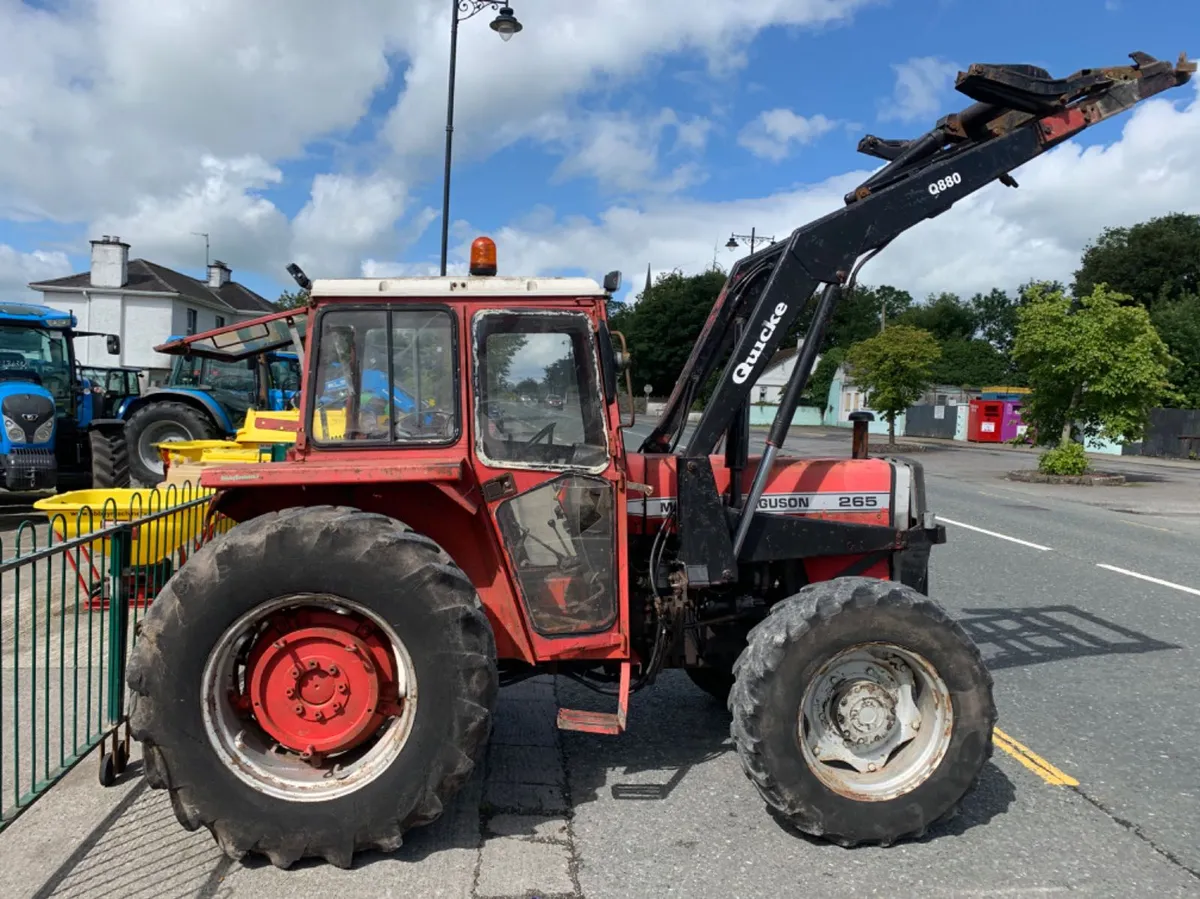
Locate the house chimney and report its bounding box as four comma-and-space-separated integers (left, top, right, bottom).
207, 259, 231, 288
89, 235, 129, 289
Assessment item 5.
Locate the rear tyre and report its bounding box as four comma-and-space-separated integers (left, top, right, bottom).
126, 506, 498, 869
729, 576, 995, 846
125, 401, 221, 486
88, 429, 131, 488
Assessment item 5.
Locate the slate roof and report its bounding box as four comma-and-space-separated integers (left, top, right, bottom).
29, 258, 275, 315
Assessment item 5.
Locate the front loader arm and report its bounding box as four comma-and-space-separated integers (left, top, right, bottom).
642, 50, 1193, 587
640, 51, 1194, 462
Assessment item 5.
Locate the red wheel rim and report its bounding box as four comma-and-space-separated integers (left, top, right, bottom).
244, 609, 401, 757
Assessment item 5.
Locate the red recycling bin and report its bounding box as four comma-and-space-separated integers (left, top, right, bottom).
967, 399, 1004, 442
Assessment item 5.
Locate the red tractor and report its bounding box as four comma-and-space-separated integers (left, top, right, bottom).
128, 53, 1192, 868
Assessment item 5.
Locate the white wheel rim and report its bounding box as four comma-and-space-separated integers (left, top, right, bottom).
798, 642, 953, 801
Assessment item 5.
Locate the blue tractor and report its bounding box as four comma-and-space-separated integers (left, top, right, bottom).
0, 302, 128, 491
153, 305, 445, 452
120, 340, 302, 485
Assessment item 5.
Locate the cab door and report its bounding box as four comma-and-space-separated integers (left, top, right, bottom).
469, 309, 628, 659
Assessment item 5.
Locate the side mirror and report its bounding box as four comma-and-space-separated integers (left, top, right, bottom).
603, 270, 622, 293
106, 335, 120, 355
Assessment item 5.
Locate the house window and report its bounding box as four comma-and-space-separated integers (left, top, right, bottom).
215, 315, 226, 329
186, 308, 198, 335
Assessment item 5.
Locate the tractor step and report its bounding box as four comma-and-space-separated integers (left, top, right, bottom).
556, 661, 630, 735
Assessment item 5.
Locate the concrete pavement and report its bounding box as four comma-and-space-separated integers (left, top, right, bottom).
1, 423, 1198, 897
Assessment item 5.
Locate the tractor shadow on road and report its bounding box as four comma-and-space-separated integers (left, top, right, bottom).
956, 604, 1181, 670
556, 670, 1016, 845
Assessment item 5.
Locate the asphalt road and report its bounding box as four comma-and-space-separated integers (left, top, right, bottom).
1, 425, 1197, 897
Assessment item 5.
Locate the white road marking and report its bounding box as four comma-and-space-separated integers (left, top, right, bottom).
937, 517, 1053, 552
1095, 564, 1200, 597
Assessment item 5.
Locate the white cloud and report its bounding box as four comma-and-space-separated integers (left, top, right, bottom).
878, 56, 961, 123
0, 0, 877, 283
547, 109, 711, 194
0, 245, 74, 295
90, 155, 292, 278
738, 110, 840, 161
291, 174, 412, 277
477, 82, 1200, 303
380, 0, 881, 168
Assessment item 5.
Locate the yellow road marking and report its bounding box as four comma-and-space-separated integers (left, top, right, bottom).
993, 728, 1079, 786
1117, 517, 1171, 534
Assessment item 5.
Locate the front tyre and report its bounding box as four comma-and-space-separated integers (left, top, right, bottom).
88, 428, 130, 488
729, 576, 995, 846
126, 506, 498, 869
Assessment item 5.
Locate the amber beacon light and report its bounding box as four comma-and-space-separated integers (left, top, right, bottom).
469, 236, 498, 276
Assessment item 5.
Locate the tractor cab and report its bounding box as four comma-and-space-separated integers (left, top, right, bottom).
169, 239, 634, 657
0, 303, 122, 490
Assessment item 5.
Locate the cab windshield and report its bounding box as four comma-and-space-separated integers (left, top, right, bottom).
0, 325, 72, 407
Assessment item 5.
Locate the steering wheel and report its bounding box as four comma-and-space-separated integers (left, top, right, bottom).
394, 405, 453, 439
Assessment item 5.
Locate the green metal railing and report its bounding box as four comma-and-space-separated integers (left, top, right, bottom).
0, 483, 232, 832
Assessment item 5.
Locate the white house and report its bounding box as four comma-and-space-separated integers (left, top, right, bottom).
753, 340, 821, 404
28, 235, 276, 385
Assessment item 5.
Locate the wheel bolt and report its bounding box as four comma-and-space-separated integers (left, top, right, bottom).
868, 763, 878, 772
293, 703, 303, 715
329, 665, 339, 676
314, 710, 324, 721
307, 660, 318, 670
337, 683, 348, 694
331, 701, 342, 713
289, 667, 299, 680
285, 687, 295, 698
912, 719, 921, 731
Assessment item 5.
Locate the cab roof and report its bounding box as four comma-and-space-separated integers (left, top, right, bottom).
0, 302, 76, 328
154, 274, 610, 361
309, 275, 608, 298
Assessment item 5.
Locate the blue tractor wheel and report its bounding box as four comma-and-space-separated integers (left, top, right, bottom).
124, 401, 221, 486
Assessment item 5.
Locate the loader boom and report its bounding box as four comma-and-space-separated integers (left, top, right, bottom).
637, 50, 1194, 580
641, 51, 1195, 463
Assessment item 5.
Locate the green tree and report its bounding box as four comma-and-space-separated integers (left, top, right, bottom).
806, 347, 845, 413
615, 267, 728, 402
1011, 283, 1175, 447
787, 284, 914, 352
845, 324, 941, 446
897, 292, 977, 343
1150, 292, 1200, 408
276, 288, 310, 309
1072, 212, 1200, 308
929, 338, 1011, 387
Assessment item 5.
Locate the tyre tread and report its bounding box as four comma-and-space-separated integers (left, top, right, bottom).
127, 505, 498, 869
728, 576, 996, 846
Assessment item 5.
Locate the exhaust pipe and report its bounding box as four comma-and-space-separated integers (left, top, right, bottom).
849, 411, 874, 459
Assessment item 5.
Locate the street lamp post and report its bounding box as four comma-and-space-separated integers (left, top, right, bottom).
725, 227, 775, 255
440, 2, 523, 276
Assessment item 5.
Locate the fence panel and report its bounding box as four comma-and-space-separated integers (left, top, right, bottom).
0, 483, 231, 833
904, 404, 959, 439
1134, 408, 1200, 458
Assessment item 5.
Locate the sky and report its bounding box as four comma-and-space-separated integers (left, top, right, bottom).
0, 0, 1197, 311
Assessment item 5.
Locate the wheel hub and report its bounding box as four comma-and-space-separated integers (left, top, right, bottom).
245, 610, 402, 757
835, 680, 897, 747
